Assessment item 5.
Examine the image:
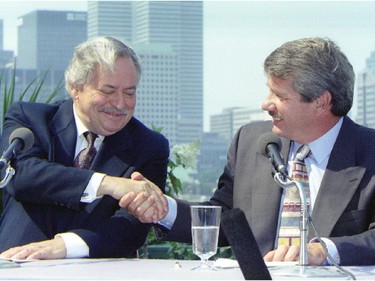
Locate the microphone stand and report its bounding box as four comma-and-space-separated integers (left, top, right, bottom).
269, 171, 350, 278
0, 162, 19, 269
0, 164, 15, 188
273, 172, 308, 268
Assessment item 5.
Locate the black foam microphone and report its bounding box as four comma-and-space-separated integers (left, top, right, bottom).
257, 132, 287, 177
0, 127, 34, 170
221, 208, 272, 280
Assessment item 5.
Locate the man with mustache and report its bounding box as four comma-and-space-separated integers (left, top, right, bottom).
122, 37, 375, 266
0, 36, 168, 259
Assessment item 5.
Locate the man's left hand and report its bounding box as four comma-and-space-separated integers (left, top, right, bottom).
263, 243, 327, 265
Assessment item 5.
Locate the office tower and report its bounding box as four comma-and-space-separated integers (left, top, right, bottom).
133, 1, 203, 145
18, 10, 87, 71
356, 50, 375, 128
210, 107, 269, 142
88, 1, 203, 145
198, 131, 228, 194
16, 10, 87, 101
87, 1, 133, 43
135, 43, 179, 146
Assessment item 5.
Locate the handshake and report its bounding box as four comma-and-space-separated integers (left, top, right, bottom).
103, 171, 169, 223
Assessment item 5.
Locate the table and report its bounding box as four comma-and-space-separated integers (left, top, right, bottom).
0, 258, 373, 280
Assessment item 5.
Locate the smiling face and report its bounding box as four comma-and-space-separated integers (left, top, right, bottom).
71, 56, 138, 136
261, 76, 318, 143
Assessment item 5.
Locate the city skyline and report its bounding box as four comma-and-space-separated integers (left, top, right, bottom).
1, 1, 375, 130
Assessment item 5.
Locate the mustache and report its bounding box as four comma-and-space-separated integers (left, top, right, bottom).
98, 107, 129, 115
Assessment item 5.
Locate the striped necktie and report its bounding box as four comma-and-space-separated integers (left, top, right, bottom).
277, 144, 311, 247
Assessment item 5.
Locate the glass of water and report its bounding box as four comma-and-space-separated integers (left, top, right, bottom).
191, 205, 221, 270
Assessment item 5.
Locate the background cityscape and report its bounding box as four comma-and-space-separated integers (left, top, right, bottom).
1, 1, 375, 198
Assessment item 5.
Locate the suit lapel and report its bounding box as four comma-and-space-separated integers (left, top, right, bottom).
91, 126, 135, 177
48, 100, 77, 166
309, 117, 366, 238
49, 100, 136, 176
311, 167, 365, 238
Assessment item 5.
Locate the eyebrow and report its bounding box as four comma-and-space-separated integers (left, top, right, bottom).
101, 84, 137, 90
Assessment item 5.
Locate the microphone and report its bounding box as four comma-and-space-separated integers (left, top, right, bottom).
0, 127, 34, 170
221, 208, 272, 280
257, 132, 287, 177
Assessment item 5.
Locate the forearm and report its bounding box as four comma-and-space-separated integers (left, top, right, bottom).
97, 175, 134, 199
7, 160, 91, 207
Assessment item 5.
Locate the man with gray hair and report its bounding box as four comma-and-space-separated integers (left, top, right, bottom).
122, 37, 375, 266
0, 36, 168, 259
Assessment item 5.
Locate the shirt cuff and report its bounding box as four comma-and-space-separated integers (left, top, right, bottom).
310, 237, 340, 265
80, 173, 105, 203
157, 196, 177, 230
55, 233, 89, 258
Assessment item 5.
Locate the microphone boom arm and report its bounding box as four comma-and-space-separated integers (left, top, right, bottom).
273, 172, 309, 267
0, 164, 15, 188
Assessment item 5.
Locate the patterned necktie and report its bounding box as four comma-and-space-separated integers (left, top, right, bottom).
277, 144, 311, 247
73, 132, 98, 169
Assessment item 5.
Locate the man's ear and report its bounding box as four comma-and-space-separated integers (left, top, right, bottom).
70, 84, 80, 100
315, 91, 332, 113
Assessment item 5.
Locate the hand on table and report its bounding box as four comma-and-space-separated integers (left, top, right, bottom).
263, 243, 327, 265
0, 236, 67, 260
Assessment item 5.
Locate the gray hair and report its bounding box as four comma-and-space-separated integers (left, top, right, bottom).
64, 36, 142, 94
264, 37, 354, 116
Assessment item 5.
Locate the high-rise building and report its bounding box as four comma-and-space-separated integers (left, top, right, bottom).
133, 1, 203, 145
87, 1, 133, 43
210, 107, 269, 142
87, 1, 203, 145
135, 43, 179, 145
18, 10, 87, 71
16, 10, 87, 101
356, 50, 375, 128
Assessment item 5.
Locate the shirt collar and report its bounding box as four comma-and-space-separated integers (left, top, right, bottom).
73, 105, 104, 141
292, 117, 343, 165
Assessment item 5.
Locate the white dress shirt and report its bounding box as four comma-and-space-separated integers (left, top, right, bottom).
57, 106, 105, 258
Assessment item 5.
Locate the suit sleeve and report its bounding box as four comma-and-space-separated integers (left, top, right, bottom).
1, 101, 91, 211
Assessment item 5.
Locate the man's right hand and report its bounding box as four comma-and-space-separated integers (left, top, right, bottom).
98, 172, 168, 223
119, 172, 169, 223
0, 236, 67, 260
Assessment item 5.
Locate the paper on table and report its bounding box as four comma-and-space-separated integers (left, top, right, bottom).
214, 258, 239, 268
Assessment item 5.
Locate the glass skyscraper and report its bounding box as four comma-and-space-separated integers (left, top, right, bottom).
87, 1, 203, 145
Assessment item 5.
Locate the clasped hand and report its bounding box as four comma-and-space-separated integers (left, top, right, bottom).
100, 172, 168, 224
118, 172, 168, 224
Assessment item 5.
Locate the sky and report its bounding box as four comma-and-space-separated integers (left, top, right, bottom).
1, 1, 375, 131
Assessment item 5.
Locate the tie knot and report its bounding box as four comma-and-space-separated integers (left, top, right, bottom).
84, 132, 98, 146
296, 145, 311, 161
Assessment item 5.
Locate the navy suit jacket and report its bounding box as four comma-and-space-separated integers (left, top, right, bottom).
164, 117, 375, 266
0, 99, 169, 258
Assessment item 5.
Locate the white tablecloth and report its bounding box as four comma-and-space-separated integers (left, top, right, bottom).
0, 258, 373, 280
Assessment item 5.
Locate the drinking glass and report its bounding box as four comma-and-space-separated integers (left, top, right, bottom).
190, 205, 221, 270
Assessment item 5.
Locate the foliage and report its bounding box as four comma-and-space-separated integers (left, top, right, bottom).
151, 125, 200, 197
140, 133, 234, 260
0, 65, 64, 211
1, 65, 64, 127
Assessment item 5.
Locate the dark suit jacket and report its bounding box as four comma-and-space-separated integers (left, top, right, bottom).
164, 117, 375, 266
0, 99, 169, 258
